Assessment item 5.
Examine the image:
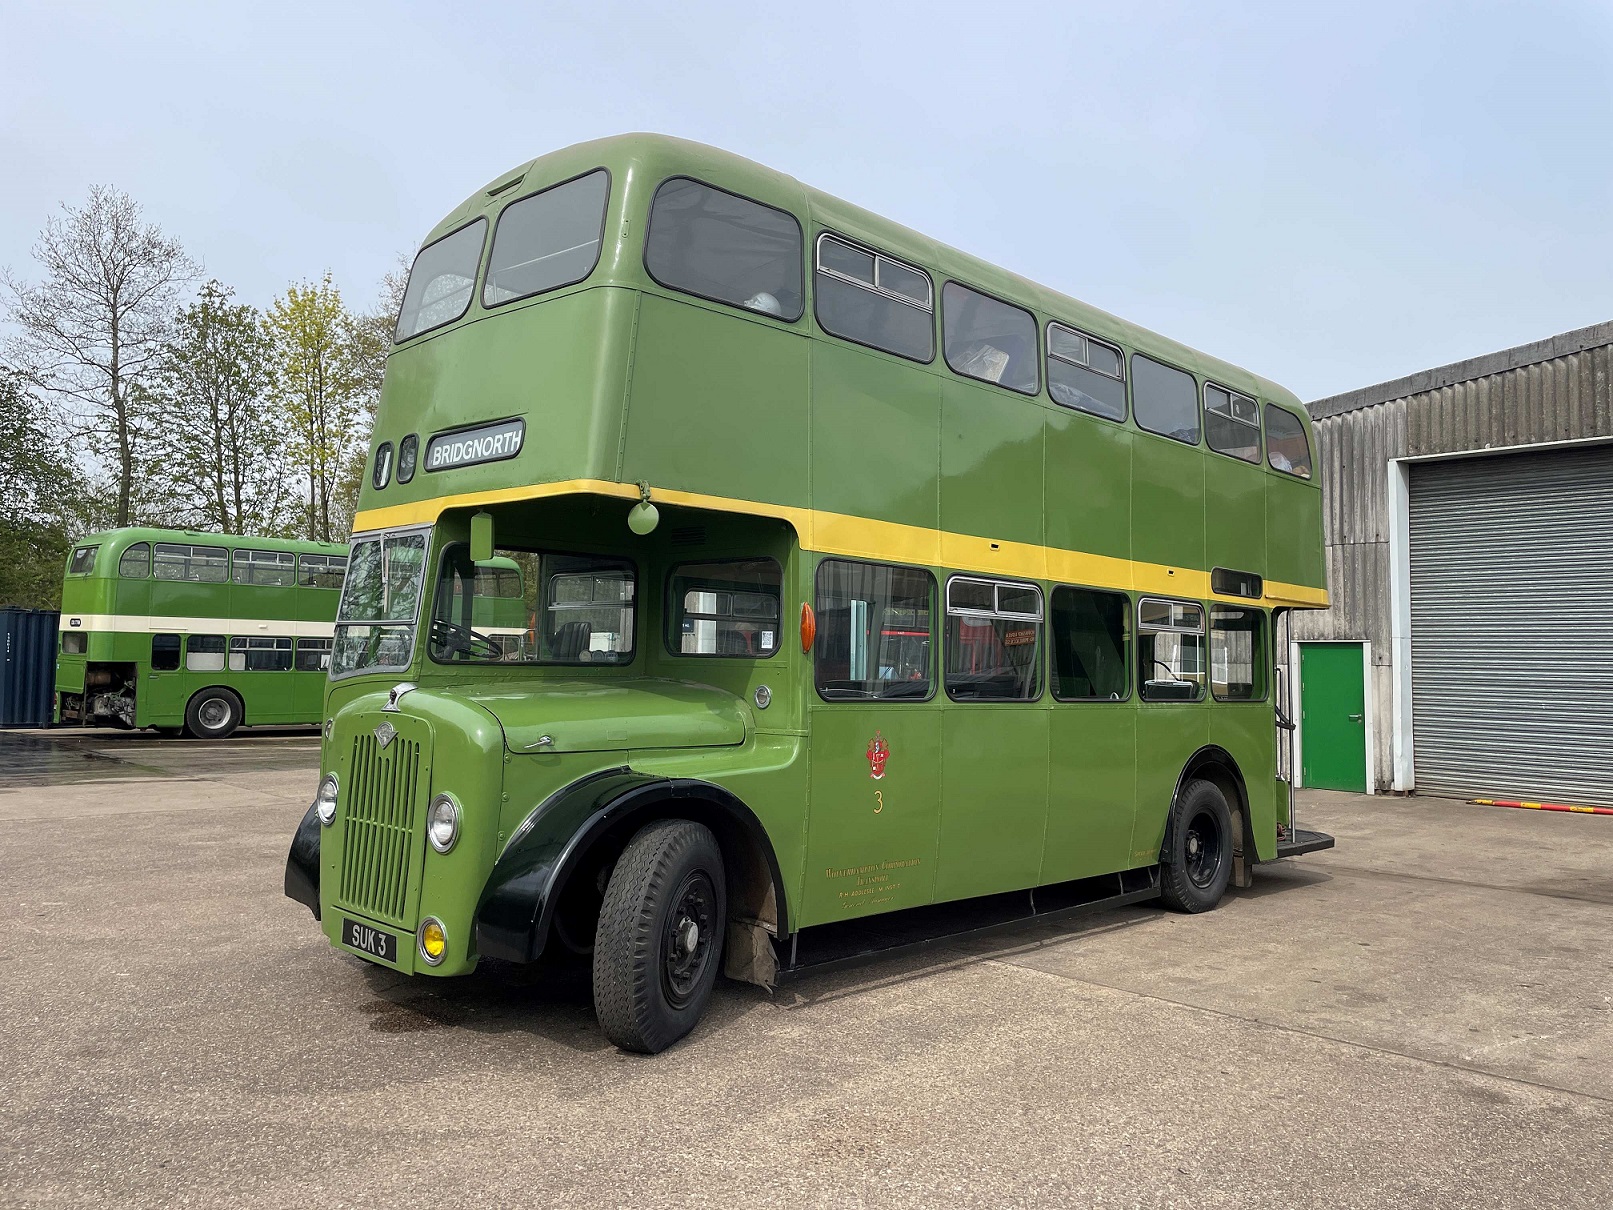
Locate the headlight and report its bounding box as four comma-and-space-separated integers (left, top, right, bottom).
314, 774, 339, 826
427, 793, 460, 853
418, 917, 447, 965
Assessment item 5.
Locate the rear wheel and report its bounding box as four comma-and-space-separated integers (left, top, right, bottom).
1159, 778, 1234, 913
184, 687, 242, 740
592, 819, 726, 1054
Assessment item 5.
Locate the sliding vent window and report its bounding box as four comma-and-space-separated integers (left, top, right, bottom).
814, 234, 934, 362
945, 577, 1043, 701
483, 170, 610, 307
232, 548, 296, 587
1138, 597, 1205, 702
1205, 384, 1261, 463
1132, 354, 1200, 445
815, 561, 935, 700
942, 283, 1039, 394
669, 559, 782, 658
1265, 405, 1313, 479
1047, 324, 1127, 421
154, 542, 227, 583
1051, 586, 1129, 701
395, 219, 486, 341
1210, 606, 1265, 701
645, 178, 803, 320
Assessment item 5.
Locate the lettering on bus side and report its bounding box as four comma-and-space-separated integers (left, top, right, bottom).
424, 418, 527, 472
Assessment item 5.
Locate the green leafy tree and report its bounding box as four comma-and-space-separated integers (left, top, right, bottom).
0, 369, 108, 608
1, 186, 196, 527
144, 281, 295, 535
265, 273, 370, 543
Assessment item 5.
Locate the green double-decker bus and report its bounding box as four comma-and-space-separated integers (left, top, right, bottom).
284, 135, 1333, 1053
56, 528, 348, 738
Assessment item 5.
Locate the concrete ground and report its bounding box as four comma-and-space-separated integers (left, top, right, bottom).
1, 728, 1610, 1209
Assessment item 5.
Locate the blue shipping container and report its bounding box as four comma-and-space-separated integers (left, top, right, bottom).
1, 607, 59, 727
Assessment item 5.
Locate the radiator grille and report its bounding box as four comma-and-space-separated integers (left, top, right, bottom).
336, 731, 421, 925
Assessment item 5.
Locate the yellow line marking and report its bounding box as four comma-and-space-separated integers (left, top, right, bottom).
353, 479, 1330, 610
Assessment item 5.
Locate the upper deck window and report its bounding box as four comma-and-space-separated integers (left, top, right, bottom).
1047, 323, 1127, 421
644, 178, 804, 320
942, 283, 1039, 395
483, 169, 610, 307
233, 548, 296, 587
68, 545, 99, 575
298, 553, 347, 590
1265, 405, 1313, 479
395, 219, 487, 342
1205, 384, 1261, 463
1132, 354, 1200, 445
814, 234, 934, 362
153, 542, 228, 583
117, 543, 150, 579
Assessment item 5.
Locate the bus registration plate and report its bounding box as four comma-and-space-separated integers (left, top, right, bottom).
342, 918, 398, 963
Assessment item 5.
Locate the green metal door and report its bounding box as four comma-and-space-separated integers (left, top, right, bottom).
1300, 643, 1366, 792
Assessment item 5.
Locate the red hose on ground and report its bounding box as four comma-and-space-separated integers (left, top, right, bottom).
1470, 797, 1613, 817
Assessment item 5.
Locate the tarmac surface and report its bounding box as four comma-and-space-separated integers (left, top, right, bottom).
2, 726, 1610, 1208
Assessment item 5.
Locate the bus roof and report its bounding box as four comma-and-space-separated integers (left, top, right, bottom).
421, 132, 1306, 415
70, 527, 348, 558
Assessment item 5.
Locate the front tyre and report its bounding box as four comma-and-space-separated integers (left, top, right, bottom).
1159, 778, 1234, 913
592, 820, 726, 1054
184, 687, 243, 740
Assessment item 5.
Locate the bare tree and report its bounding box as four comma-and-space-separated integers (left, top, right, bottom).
2, 186, 197, 526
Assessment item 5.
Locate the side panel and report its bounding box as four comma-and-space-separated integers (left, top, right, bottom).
800, 706, 941, 924
934, 704, 1050, 902
1266, 475, 1325, 590
1210, 705, 1278, 860
809, 341, 941, 535
1045, 411, 1131, 564
1131, 704, 1212, 862
623, 294, 810, 511
1132, 435, 1206, 573
1043, 701, 1139, 881
1204, 455, 1266, 579
940, 378, 1045, 549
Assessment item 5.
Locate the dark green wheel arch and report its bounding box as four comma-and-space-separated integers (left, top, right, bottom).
474, 768, 789, 965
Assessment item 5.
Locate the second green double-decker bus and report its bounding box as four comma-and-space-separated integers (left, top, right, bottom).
285, 135, 1333, 1053
56, 528, 348, 738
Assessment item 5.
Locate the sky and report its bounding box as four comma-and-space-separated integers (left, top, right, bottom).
4, 0, 1611, 402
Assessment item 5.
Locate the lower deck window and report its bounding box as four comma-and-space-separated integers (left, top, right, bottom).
945, 576, 1042, 701
61, 631, 87, 655
1210, 606, 1265, 701
1139, 598, 1204, 702
186, 634, 226, 672
1050, 586, 1129, 701
669, 559, 782, 657
151, 634, 180, 671
295, 637, 333, 673
230, 636, 294, 672
815, 561, 934, 699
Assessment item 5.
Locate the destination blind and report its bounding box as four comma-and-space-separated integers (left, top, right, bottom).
424, 418, 526, 472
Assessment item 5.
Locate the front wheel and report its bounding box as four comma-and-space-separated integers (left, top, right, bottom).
592, 820, 726, 1054
1159, 779, 1234, 913
184, 687, 242, 740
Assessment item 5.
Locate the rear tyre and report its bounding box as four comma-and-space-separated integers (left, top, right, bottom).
592, 819, 726, 1054
184, 687, 243, 740
1159, 779, 1234, 914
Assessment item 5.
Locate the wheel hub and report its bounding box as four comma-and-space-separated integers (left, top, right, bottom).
662, 871, 716, 1009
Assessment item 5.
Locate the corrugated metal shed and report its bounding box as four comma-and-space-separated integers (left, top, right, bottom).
1298, 320, 1613, 794
0, 607, 59, 728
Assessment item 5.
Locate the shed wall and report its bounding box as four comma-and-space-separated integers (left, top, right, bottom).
1298, 329, 1613, 795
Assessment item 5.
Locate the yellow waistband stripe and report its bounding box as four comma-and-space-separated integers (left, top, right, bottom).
353, 479, 1330, 610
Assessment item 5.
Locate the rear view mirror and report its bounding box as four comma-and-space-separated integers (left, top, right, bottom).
470, 511, 495, 564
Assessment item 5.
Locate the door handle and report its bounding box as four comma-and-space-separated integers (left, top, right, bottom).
1348, 713, 1363, 722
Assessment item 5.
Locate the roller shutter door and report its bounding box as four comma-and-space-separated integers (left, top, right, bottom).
1409, 444, 1613, 803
